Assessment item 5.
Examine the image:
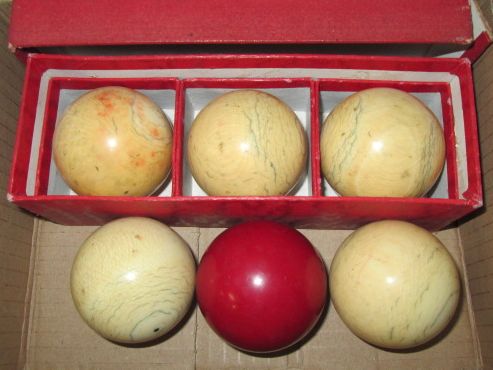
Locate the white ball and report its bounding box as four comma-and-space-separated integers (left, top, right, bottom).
70, 217, 196, 343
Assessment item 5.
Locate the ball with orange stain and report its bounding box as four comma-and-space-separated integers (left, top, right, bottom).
53, 86, 173, 196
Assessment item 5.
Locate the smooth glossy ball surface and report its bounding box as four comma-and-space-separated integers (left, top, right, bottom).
196, 221, 327, 353
70, 217, 195, 344
320, 88, 445, 197
53, 86, 173, 196
330, 220, 460, 349
187, 90, 308, 196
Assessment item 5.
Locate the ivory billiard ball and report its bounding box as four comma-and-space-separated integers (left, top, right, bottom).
187, 90, 308, 196
330, 220, 460, 349
70, 217, 195, 344
196, 221, 327, 353
320, 88, 445, 197
53, 86, 173, 196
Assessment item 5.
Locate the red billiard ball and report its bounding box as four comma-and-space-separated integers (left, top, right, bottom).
196, 221, 328, 353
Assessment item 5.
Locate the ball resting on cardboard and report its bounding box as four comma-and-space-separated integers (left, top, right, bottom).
329, 220, 460, 350
70, 217, 196, 344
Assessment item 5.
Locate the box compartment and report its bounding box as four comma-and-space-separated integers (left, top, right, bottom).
317, 79, 455, 198
179, 78, 314, 197
36, 77, 180, 197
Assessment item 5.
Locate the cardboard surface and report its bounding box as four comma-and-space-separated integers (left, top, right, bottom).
8, 0, 473, 49
23, 222, 479, 370
459, 44, 493, 369
476, 0, 493, 35
0, 2, 32, 369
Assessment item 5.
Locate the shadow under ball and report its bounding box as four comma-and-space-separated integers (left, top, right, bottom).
320, 88, 445, 197
53, 86, 173, 196
329, 220, 460, 350
70, 217, 196, 344
187, 90, 308, 196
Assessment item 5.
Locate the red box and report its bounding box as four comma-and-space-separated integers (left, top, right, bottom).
8, 1, 474, 48
7, 53, 482, 230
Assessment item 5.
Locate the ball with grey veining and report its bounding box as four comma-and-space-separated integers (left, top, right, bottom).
320, 88, 445, 197
187, 90, 308, 196
330, 220, 460, 349
53, 86, 173, 196
70, 217, 195, 344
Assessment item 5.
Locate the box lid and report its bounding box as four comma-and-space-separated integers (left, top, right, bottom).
8, 0, 473, 49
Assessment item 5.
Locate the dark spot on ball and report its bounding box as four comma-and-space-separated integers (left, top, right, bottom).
154, 328, 160, 332
150, 127, 160, 138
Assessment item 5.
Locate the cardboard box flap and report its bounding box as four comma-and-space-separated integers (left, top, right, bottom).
8, 0, 473, 49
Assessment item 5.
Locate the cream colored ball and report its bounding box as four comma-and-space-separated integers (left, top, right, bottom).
53, 86, 173, 196
187, 90, 308, 196
330, 220, 460, 349
70, 217, 196, 344
320, 88, 445, 197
